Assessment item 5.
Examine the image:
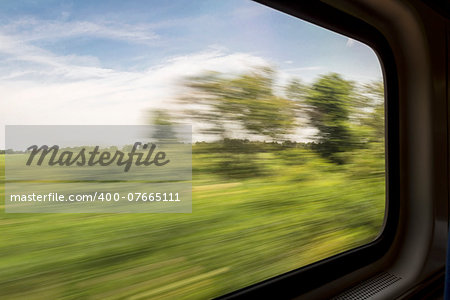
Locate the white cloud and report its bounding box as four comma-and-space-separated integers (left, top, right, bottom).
0, 16, 159, 45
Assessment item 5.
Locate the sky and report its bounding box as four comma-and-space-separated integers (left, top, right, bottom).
0, 0, 383, 148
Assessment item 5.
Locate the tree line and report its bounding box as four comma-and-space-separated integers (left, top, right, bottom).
151, 66, 384, 165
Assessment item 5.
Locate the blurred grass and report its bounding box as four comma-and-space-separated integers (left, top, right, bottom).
0, 143, 385, 299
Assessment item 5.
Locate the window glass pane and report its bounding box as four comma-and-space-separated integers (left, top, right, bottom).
0, 0, 385, 298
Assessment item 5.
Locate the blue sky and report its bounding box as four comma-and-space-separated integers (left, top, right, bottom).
0, 0, 382, 147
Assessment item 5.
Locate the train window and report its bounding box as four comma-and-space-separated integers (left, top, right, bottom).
0, 0, 386, 299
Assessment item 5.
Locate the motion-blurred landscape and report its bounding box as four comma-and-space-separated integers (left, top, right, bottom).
0, 67, 385, 299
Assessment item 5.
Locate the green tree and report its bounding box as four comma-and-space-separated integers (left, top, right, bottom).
359, 81, 384, 143
180, 67, 297, 141
305, 73, 357, 164
150, 109, 177, 142
285, 78, 308, 106
345, 81, 385, 178
285, 78, 310, 129
179, 67, 298, 178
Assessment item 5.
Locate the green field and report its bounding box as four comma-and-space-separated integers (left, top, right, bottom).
0, 143, 385, 299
